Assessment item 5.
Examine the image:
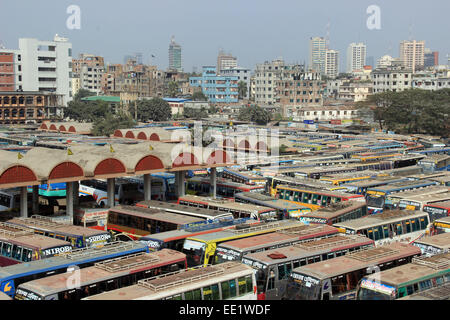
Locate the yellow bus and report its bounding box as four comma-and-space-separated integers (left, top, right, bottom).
319, 171, 381, 186
267, 176, 347, 197
181, 219, 305, 267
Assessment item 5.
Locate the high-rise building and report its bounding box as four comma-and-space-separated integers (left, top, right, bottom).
399, 40, 425, 73
346, 42, 367, 73
325, 49, 339, 79
168, 36, 182, 72
309, 37, 327, 74
217, 50, 237, 74
424, 48, 439, 68
0, 34, 72, 105
253, 58, 285, 105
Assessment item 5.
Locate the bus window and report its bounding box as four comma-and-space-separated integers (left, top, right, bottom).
21, 248, 32, 262
300, 259, 306, 266
267, 269, 276, 290
420, 217, 428, 230
419, 280, 432, 291
376, 226, 384, 239
202, 285, 213, 300
396, 223, 403, 235
278, 264, 287, 280
405, 221, 411, 233
293, 192, 299, 202
312, 194, 319, 205
2, 242, 12, 257
383, 226, 389, 239
411, 219, 419, 232
367, 229, 374, 240
12, 245, 22, 261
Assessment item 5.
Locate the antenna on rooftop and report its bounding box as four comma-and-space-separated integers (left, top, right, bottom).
326, 19, 331, 49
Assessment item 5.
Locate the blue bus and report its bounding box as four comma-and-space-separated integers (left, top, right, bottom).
412, 147, 450, 156
28, 183, 66, 198
0, 241, 148, 298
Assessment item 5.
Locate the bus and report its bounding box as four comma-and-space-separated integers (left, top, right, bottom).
215, 224, 339, 264
365, 180, 438, 214
177, 195, 278, 221
425, 201, 450, 227
6, 216, 112, 248
73, 207, 108, 230
241, 234, 374, 300
412, 232, 450, 257
397, 281, 450, 300
356, 252, 450, 300
15, 249, 187, 300
107, 205, 205, 241
28, 183, 66, 197
384, 185, 449, 212
283, 242, 421, 300
344, 177, 409, 195
186, 177, 265, 198
182, 219, 306, 267
0, 241, 148, 298
429, 175, 450, 187
221, 168, 267, 185
398, 192, 450, 211
267, 175, 347, 197
275, 185, 365, 210
431, 216, 450, 235
135, 200, 233, 221
418, 155, 450, 173
126, 173, 177, 201
292, 166, 360, 179
318, 171, 381, 186
298, 201, 368, 226
0, 188, 29, 213
0, 223, 72, 267
83, 261, 257, 300
79, 178, 143, 207
234, 192, 311, 220
139, 218, 254, 252
333, 210, 431, 246
412, 147, 450, 156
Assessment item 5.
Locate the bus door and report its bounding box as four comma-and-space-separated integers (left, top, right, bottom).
321, 278, 332, 300
265, 265, 278, 299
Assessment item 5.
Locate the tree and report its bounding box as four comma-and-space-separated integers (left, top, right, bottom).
167, 81, 179, 98
192, 91, 208, 101
208, 105, 218, 114
237, 105, 271, 125
65, 99, 111, 122
183, 107, 208, 119
132, 98, 172, 122
238, 81, 248, 100
91, 112, 135, 136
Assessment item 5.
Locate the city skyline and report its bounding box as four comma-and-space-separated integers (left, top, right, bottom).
0, 0, 449, 72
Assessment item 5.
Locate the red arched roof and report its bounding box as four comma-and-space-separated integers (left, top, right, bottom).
135, 155, 165, 172
206, 150, 231, 165
49, 162, 84, 181
59, 125, 67, 132
238, 140, 250, 149
0, 165, 38, 185
68, 126, 76, 133
137, 132, 147, 140
125, 131, 135, 139
223, 139, 235, 148
94, 158, 126, 176
172, 152, 199, 168
113, 130, 123, 137
149, 133, 160, 141
40, 123, 48, 130
49, 124, 58, 131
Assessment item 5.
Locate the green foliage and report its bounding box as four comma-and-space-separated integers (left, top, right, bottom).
192, 91, 208, 101
208, 105, 218, 114
167, 81, 179, 98
356, 89, 450, 137
65, 99, 112, 122
73, 89, 96, 101
237, 105, 271, 125
183, 107, 208, 119
91, 112, 135, 136
132, 98, 172, 122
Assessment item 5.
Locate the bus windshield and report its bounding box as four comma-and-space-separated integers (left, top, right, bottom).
215, 247, 242, 263
285, 274, 321, 300
366, 195, 385, 208
357, 279, 395, 300
14, 287, 43, 300
182, 239, 206, 266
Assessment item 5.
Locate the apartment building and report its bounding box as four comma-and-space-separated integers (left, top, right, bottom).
220, 66, 251, 99
252, 58, 285, 105
399, 40, 425, 73
72, 54, 105, 95
309, 37, 326, 74
347, 42, 367, 73
325, 49, 339, 79
371, 66, 413, 93
217, 50, 237, 74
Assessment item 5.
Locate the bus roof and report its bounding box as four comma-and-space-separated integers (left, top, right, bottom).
397, 282, 450, 300
301, 201, 366, 220
367, 180, 437, 193
435, 216, 450, 225
399, 192, 450, 204
136, 200, 231, 218
419, 154, 450, 163
272, 176, 347, 191
426, 200, 450, 210
291, 242, 421, 280
109, 206, 204, 225
178, 195, 275, 213
319, 170, 380, 180
333, 210, 428, 231
18, 249, 186, 297
2, 234, 71, 250
84, 261, 252, 300
414, 233, 450, 250
277, 184, 361, 198
0, 241, 147, 281
388, 185, 449, 199
242, 234, 373, 266
345, 177, 408, 188
188, 177, 264, 190
364, 252, 450, 286
235, 192, 310, 210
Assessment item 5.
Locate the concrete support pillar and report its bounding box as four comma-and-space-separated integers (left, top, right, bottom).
210, 168, 217, 199
143, 174, 152, 201
66, 182, 74, 220
32, 185, 39, 214
73, 181, 79, 207
107, 178, 115, 208
180, 171, 185, 197
175, 171, 185, 198
20, 186, 28, 218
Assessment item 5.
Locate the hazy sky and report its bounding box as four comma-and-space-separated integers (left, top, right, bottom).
1, 0, 449, 72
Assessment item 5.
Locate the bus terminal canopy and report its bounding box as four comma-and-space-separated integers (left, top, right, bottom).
0, 141, 236, 189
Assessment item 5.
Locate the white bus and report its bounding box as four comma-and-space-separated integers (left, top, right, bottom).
0, 188, 28, 213
82, 261, 257, 300
79, 179, 143, 207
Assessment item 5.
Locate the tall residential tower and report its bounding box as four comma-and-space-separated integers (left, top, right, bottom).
168, 36, 182, 72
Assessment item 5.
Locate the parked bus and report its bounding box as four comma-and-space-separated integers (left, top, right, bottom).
292, 166, 360, 179
356, 252, 450, 300
107, 205, 205, 241
412, 232, 450, 257
425, 200, 450, 224
0, 223, 72, 267
139, 218, 253, 252
215, 224, 339, 264
384, 185, 449, 212
186, 177, 265, 198
318, 171, 380, 186
28, 183, 66, 198
429, 174, 450, 187
283, 242, 421, 300
275, 185, 365, 210
365, 180, 438, 214
135, 200, 233, 221
398, 281, 450, 300
126, 173, 177, 201
267, 175, 347, 197
83, 261, 257, 300
221, 168, 267, 185
73, 207, 108, 230
0, 188, 30, 213
15, 249, 187, 300
298, 201, 368, 226
398, 192, 450, 212
343, 177, 409, 195
6, 216, 112, 248
334, 210, 431, 246
182, 219, 306, 267
79, 178, 143, 207
418, 155, 450, 173
0, 241, 148, 298
431, 216, 450, 235
241, 234, 374, 300
177, 195, 277, 221
412, 147, 450, 156
234, 192, 311, 220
